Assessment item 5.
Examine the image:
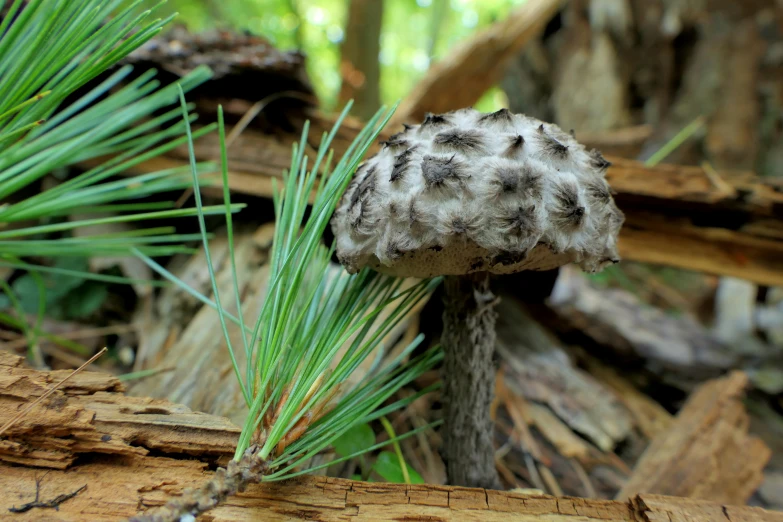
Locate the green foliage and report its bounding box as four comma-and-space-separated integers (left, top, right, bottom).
0, 0, 244, 287
0, 257, 107, 319
148, 0, 518, 112
143, 91, 442, 482
0, 0, 253, 353
333, 422, 425, 484
332, 422, 376, 459
373, 451, 424, 484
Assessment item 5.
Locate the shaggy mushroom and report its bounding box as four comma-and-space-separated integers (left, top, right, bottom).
330, 107, 624, 489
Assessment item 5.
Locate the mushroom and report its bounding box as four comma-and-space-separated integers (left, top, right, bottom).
330, 107, 624, 489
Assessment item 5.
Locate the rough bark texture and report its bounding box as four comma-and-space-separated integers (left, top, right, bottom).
338, 0, 384, 121
616, 371, 771, 505
2, 459, 783, 522
0, 351, 238, 470
440, 272, 501, 489
2, 350, 781, 520
495, 296, 634, 454
128, 446, 268, 522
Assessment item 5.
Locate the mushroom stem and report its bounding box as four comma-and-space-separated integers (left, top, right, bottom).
440, 272, 501, 489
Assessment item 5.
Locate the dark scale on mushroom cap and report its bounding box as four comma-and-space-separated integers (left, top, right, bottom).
493, 165, 519, 194
478, 108, 514, 127
390, 146, 417, 182
551, 181, 586, 230
519, 167, 543, 199
503, 134, 525, 158
536, 124, 569, 159
331, 107, 624, 277
408, 199, 419, 226
421, 154, 466, 188
433, 129, 487, 154
382, 133, 410, 150
589, 149, 612, 172
422, 112, 451, 128
385, 239, 405, 261
501, 205, 539, 236
348, 165, 377, 212
586, 178, 612, 209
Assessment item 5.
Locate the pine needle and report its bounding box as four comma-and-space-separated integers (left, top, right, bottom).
0, 347, 108, 436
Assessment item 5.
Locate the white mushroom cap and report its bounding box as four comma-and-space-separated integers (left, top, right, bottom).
331, 108, 624, 279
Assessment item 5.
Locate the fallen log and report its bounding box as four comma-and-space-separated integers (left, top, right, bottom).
3, 349, 781, 521
616, 371, 771, 505
0, 351, 237, 470
3, 456, 783, 521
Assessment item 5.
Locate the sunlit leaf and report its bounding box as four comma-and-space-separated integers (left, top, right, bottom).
372, 451, 424, 484
332, 423, 376, 458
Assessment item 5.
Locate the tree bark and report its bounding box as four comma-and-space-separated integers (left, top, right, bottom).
440, 272, 501, 489
338, 0, 384, 121
4, 460, 782, 522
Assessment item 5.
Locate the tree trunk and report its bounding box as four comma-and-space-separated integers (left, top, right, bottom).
440, 272, 501, 489
338, 0, 384, 121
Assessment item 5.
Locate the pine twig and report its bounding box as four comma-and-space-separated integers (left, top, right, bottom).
127, 446, 268, 522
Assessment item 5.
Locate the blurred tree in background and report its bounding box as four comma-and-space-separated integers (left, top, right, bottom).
142, 0, 526, 115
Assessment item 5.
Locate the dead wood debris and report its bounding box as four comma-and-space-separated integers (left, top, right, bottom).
546, 266, 783, 391
0, 351, 238, 469
616, 371, 771, 505
1, 281, 781, 517
501, 0, 783, 177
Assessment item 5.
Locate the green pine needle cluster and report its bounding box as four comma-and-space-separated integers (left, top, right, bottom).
0, 0, 242, 281
0, 0, 247, 357
139, 91, 443, 480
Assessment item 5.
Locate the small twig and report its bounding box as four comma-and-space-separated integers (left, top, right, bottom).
538, 464, 563, 497
701, 161, 736, 196
117, 366, 176, 382
522, 451, 548, 493
0, 347, 107, 437
570, 458, 597, 498
225, 91, 315, 149
9, 474, 86, 513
